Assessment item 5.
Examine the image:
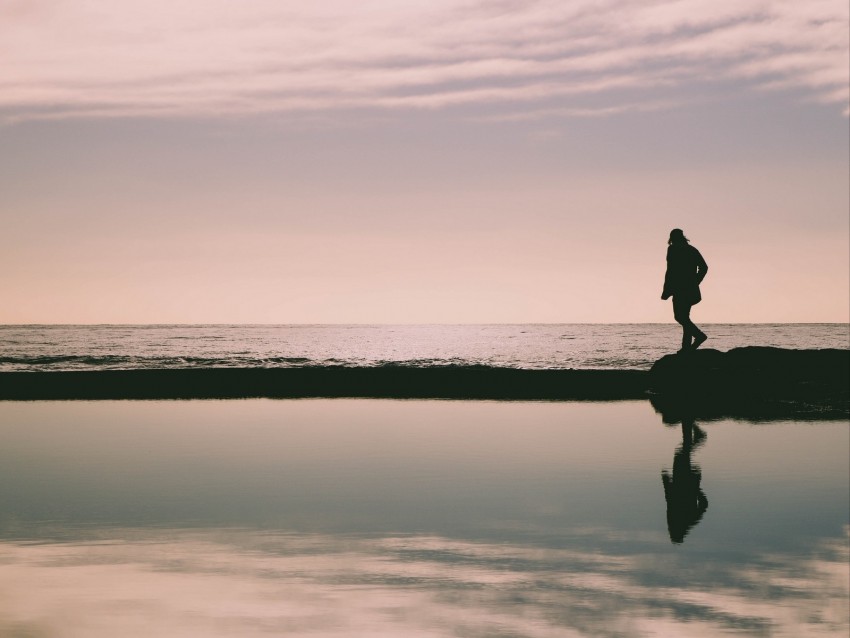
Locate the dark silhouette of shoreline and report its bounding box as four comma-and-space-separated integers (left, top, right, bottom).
0, 366, 647, 401
649, 346, 849, 420
0, 347, 846, 419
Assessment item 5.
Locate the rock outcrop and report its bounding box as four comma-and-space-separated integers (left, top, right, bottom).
649, 347, 849, 421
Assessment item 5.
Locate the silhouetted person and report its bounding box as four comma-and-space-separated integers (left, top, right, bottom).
661, 228, 708, 351
662, 417, 709, 544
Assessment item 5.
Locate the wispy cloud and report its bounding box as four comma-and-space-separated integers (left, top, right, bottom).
1, 0, 847, 122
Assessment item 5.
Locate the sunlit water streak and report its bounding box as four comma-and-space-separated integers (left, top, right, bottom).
0, 323, 847, 371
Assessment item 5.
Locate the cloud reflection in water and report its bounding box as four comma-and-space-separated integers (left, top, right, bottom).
0, 526, 846, 637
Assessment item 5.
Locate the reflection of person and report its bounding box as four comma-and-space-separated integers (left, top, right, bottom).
662, 417, 708, 544
661, 229, 708, 352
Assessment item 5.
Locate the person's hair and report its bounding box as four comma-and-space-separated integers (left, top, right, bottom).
668, 228, 689, 245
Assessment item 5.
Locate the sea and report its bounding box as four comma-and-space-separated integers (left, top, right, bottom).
1, 324, 849, 636
0, 323, 846, 372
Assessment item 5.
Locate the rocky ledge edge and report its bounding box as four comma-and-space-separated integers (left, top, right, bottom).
649, 346, 849, 421
0, 347, 846, 420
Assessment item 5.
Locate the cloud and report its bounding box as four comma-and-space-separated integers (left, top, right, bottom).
0, 0, 847, 122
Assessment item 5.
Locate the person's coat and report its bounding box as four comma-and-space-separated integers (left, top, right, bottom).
662, 243, 708, 305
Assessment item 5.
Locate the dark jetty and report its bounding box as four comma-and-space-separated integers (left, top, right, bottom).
0, 366, 648, 401
1, 348, 847, 421
649, 347, 849, 421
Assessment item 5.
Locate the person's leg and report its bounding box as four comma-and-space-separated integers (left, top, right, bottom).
674, 298, 707, 349
687, 304, 707, 349
681, 418, 694, 449
673, 297, 695, 350
692, 327, 707, 349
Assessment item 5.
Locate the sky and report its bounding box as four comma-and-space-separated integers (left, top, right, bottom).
1, 0, 848, 323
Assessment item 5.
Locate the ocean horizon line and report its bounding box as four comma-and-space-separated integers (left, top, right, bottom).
2, 321, 848, 327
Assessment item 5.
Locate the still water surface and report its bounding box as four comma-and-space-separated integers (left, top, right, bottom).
0, 400, 847, 637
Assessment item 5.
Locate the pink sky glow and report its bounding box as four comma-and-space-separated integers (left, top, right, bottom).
0, 0, 848, 323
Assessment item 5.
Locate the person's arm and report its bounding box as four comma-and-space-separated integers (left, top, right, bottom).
694, 248, 708, 284
661, 246, 673, 299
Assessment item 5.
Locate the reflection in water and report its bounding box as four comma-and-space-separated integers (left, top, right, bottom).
0, 526, 847, 637
662, 417, 709, 543
0, 399, 848, 637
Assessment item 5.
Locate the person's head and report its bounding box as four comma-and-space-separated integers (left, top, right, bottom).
668, 228, 689, 245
